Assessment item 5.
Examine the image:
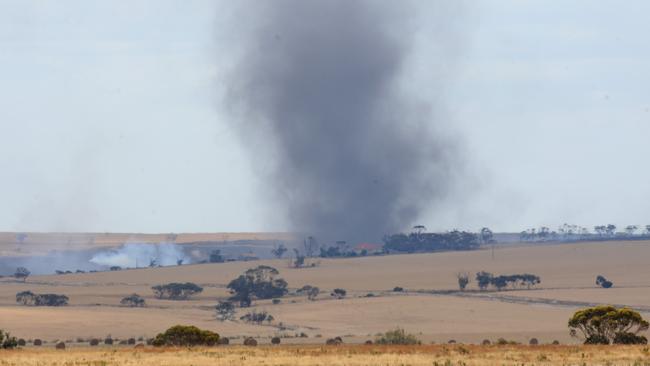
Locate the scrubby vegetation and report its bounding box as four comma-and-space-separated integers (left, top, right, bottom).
375, 328, 421, 345
0, 329, 18, 349
240, 310, 274, 324
151, 283, 203, 300
152, 325, 219, 347
568, 305, 648, 344
13, 267, 30, 282
15, 291, 69, 306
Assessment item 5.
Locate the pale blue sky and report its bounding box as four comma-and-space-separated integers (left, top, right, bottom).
1, 1, 649, 233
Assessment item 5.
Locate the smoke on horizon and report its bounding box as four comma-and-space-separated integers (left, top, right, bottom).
224, 1, 464, 244
89, 242, 189, 268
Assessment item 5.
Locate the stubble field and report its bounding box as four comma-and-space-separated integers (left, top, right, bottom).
0, 240, 649, 345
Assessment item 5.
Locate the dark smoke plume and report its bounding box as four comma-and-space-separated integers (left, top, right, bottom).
225, 1, 462, 243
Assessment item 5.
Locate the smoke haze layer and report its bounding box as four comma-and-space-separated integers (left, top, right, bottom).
226, 1, 462, 243
90, 243, 189, 268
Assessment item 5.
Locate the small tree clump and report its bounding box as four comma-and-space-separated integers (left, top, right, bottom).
217, 337, 229, 345
330, 288, 347, 299
104, 337, 114, 345
17, 338, 26, 346
128, 338, 136, 345
215, 301, 236, 321
271, 336, 281, 345
392, 287, 404, 292
375, 328, 421, 345
152, 325, 219, 347
33, 339, 42, 346
529, 338, 539, 345
151, 283, 203, 300
227, 266, 288, 307
120, 294, 146, 307
243, 337, 258, 346
89, 338, 100, 346
55, 341, 65, 350
481, 339, 491, 345
596, 275, 613, 289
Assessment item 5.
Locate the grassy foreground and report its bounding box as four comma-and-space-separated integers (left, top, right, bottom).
1, 345, 650, 366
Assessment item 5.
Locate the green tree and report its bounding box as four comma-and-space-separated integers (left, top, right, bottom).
152, 325, 219, 347
227, 266, 288, 306
456, 272, 470, 291
568, 305, 649, 344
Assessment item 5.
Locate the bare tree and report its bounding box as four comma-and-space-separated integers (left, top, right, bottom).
303, 236, 319, 257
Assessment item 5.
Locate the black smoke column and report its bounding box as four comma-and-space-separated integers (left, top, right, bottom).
226, 1, 459, 244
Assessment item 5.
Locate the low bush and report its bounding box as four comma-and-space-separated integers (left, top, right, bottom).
55, 341, 65, 350
17, 338, 26, 346
0, 330, 18, 349
33, 339, 42, 346
104, 337, 114, 345
243, 337, 258, 346
271, 336, 281, 345
152, 325, 219, 347
217, 337, 229, 345
89, 338, 99, 346
151, 283, 203, 300
482, 339, 491, 345
128, 338, 136, 345
393, 287, 404, 292
375, 328, 421, 345
529, 338, 539, 345
120, 294, 146, 307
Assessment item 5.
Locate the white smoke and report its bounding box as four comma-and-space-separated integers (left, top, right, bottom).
89, 242, 189, 268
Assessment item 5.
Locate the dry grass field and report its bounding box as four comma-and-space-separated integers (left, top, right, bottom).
0, 239, 649, 344
1, 345, 650, 366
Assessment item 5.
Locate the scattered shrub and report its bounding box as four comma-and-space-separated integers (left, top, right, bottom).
272, 298, 281, 304
33, 339, 42, 346
55, 341, 65, 350
392, 286, 404, 292
551, 340, 560, 345
240, 310, 274, 324
243, 337, 258, 346
217, 337, 229, 345
271, 336, 281, 345
325, 338, 342, 345
529, 338, 539, 345
482, 339, 491, 345
89, 338, 99, 346
152, 325, 219, 347
119, 340, 128, 345
375, 328, 421, 345
448, 339, 457, 344
128, 338, 136, 345
104, 337, 114, 345
365, 340, 373, 345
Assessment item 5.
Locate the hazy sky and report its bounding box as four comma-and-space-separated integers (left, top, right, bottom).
1, 1, 649, 234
